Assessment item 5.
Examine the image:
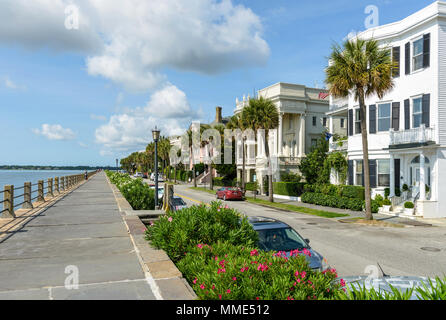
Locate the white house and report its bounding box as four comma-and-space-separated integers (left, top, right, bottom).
328, 1, 446, 218
235, 82, 345, 193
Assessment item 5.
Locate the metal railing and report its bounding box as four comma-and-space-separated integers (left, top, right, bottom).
1, 171, 98, 218
389, 125, 436, 146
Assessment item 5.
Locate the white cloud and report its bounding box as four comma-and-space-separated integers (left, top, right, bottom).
33, 124, 76, 141
0, 0, 269, 92
95, 84, 200, 155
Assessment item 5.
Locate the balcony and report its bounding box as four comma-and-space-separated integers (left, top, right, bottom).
278, 157, 301, 166
329, 140, 348, 152
389, 125, 436, 146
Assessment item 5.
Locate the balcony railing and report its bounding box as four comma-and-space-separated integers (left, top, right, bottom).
278, 157, 301, 166
329, 140, 348, 152
389, 125, 436, 146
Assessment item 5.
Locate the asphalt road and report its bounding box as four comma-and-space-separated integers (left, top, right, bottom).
174, 184, 446, 279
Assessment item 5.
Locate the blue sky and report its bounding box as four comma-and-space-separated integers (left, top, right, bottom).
0, 0, 436, 166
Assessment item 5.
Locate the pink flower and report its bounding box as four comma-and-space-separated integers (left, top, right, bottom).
193, 278, 197, 284
301, 271, 307, 279
212, 285, 215, 290
308, 280, 312, 285
257, 264, 269, 272
232, 277, 237, 281
217, 268, 226, 274
218, 294, 222, 300
340, 279, 346, 287
197, 244, 203, 249
200, 283, 205, 290
226, 289, 231, 294
256, 297, 260, 300
303, 248, 311, 257
214, 256, 218, 261
250, 250, 259, 256
294, 271, 299, 277
225, 205, 229, 209
168, 217, 173, 222
219, 260, 226, 266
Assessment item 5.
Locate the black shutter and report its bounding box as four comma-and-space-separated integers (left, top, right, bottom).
404, 99, 410, 129
348, 160, 354, 185
405, 42, 411, 75
423, 33, 430, 68
348, 109, 353, 136
392, 102, 400, 131
369, 105, 377, 134
392, 47, 400, 77
422, 94, 430, 127
394, 159, 401, 190
369, 159, 377, 189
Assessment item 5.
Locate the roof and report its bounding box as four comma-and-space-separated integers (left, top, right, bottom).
247, 216, 290, 230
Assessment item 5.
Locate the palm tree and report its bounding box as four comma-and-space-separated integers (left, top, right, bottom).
241, 97, 279, 202
326, 38, 394, 220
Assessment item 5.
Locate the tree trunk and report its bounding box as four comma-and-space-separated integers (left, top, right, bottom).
242, 138, 246, 194
264, 133, 274, 203
210, 164, 214, 190
359, 89, 373, 220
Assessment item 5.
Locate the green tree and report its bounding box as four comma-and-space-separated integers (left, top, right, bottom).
241, 97, 279, 202
298, 133, 330, 185
326, 38, 394, 220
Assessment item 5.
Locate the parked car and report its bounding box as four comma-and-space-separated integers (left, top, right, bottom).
248, 216, 329, 271
149, 185, 164, 200
169, 196, 187, 212
133, 172, 144, 178
216, 187, 244, 201
150, 173, 164, 182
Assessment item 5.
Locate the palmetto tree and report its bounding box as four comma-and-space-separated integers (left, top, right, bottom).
326, 38, 394, 220
241, 97, 279, 202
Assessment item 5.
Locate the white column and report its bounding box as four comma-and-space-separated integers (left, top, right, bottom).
420, 152, 426, 201
389, 154, 395, 197
298, 114, 306, 157
329, 116, 334, 149
278, 113, 283, 157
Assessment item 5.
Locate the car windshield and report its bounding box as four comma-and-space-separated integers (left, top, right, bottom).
257, 228, 309, 252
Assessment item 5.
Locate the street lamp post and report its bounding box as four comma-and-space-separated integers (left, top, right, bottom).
152, 126, 161, 208
116, 159, 119, 172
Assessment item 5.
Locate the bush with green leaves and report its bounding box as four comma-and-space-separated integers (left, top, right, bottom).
301, 192, 364, 211
145, 202, 258, 263
176, 242, 343, 300
374, 194, 384, 207
106, 171, 155, 210
245, 181, 259, 192
280, 172, 302, 183
383, 198, 392, 206
303, 184, 365, 200
404, 202, 414, 209
273, 182, 305, 197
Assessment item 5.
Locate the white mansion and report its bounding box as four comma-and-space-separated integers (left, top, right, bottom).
328, 1, 446, 218
235, 82, 346, 193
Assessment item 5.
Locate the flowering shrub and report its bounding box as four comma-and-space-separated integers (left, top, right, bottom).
106, 171, 155, 210
176, 242, 344, 300
145, 202, 258, 262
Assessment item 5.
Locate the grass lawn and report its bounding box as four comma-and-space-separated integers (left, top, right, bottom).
189, 187, 216, 195
245, 197, 350, 219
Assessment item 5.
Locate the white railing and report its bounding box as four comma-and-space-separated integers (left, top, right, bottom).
389, 125, 436, 145
329, 140, 348, 152
279, 157, 301, 166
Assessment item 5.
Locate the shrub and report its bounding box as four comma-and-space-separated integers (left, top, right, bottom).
395, 188, 401, 197
383, 199, 392, 206
301, 192, 364, 211
176, 242, 343, 300
374, 194, 384, 207
273, 182, 305, 197
370, 200, 379, 214
384, 188, 390, 199
404, 202, 414, 209
213, 177, 225, 187
402, 184, 409, 192
106, 171, 155, 210
341, 185, 365, 200
145, 202, 258, 263
245, 182, 259, 192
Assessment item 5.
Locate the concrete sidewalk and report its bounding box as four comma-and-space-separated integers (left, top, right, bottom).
0, 172, 157, 300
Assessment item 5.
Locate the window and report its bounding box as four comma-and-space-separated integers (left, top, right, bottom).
311, 139, 318, 147
355, 160, 363, 186
413, 38, 424, 71
312, 116, 317, 126
412, 97, 422, 128
355, 109, 361, 134
377, 160, 390, 187
378, 103, 391, 132
341, 118, 345, 128
323, 117, 327, 127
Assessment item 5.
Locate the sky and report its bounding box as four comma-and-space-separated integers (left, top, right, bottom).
0, 0, 437, 166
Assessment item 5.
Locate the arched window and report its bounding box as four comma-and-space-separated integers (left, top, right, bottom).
411, 155, 430, 164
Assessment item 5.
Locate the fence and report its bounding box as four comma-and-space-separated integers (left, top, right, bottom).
1, 171, 97, 218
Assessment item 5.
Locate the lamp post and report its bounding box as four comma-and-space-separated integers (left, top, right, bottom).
116, 159, 119, 172
152, 126, 161, 208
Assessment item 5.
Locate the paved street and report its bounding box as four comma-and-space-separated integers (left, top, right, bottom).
174, 184, 446, 278
0, 173, 157, 300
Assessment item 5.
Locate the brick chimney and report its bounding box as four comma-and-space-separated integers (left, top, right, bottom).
215, 106, 222, 123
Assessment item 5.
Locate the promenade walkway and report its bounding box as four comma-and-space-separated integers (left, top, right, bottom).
0, 172, 157, 300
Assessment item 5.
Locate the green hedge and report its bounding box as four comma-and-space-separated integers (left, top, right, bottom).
302, 192, 379, 213
245, 182, 259, 192
304, 184, 365, 200
273, 182, 305, 197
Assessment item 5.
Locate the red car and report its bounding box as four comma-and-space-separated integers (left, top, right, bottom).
216, 187, 244, 201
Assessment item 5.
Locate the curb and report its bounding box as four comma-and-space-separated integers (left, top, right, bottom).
105, 174, 197, 300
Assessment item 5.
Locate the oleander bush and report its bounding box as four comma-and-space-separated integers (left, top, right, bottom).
145, 202, 258, 263
106, 171, 155, 210
176, 242, 343, 300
